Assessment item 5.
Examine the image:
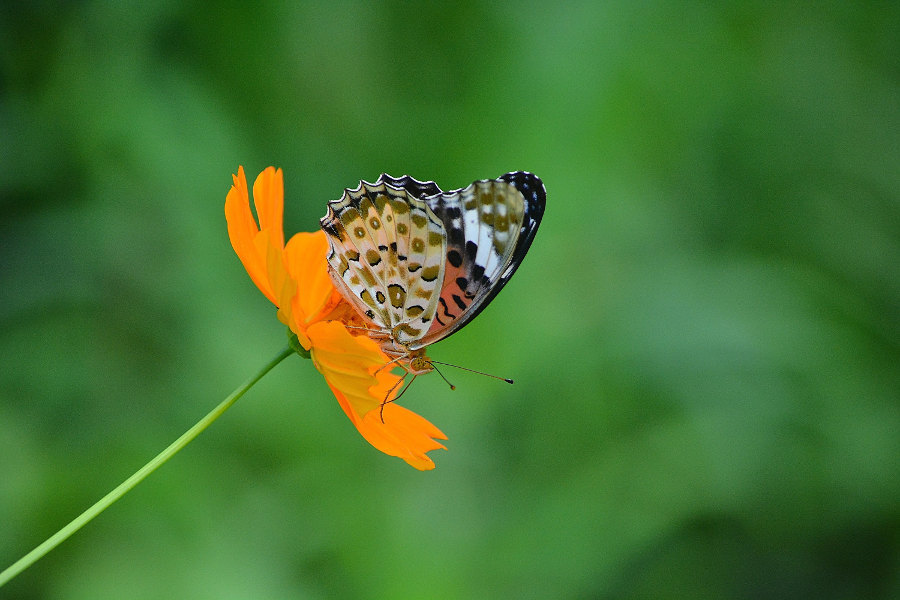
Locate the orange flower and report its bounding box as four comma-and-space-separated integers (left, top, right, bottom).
225, 166, 447, 470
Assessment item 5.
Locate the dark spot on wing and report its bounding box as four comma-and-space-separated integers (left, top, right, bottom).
421, 266, 440, 282
437, 297, 455, 325
447, 249, 462, 268
465, 241, 478, 262
365, 249, 382, 266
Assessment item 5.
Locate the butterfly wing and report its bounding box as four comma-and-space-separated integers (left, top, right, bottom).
410, 171, 546, 349
320, 176, 447, 345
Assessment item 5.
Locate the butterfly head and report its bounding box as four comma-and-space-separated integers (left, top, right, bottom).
405, 348, 434, 376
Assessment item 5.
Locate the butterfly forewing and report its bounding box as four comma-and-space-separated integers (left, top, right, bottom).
321, 177, 447, 344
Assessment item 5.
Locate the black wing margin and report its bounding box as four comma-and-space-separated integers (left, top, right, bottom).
496, 171, 546, 297
377, 174, 443, 199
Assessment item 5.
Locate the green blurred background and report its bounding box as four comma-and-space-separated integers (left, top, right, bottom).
1, 1, 897, 598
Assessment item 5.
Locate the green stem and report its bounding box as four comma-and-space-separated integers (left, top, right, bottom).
0, 346, 295, 587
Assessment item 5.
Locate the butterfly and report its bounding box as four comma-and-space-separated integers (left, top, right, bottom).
320, 171, 545, 385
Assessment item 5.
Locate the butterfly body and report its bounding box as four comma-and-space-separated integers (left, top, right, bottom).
320, 172, 545, 374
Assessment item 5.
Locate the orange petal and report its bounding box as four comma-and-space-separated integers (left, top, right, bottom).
307, 321, 447, 470
226, 167, 274, 303
252, 166, 285, 250
308, 320, 397, 417
283, 231, 344, 338
329, 384, 448, 471
225, 166, 291, 307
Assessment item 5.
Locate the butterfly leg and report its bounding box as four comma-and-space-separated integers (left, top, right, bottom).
374, 353, 406, 376
379, 373, 418, 423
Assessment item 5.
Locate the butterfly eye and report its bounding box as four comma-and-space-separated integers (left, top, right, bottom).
409, 356, 432, 373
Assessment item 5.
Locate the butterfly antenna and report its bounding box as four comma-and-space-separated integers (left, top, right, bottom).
380, 374, 417, 423
428, 363, 456, 391
427, 360, 514, 384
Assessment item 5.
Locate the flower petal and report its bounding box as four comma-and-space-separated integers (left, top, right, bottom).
225, 166, 290, 307
307, 321, 447, 470
329, 384, 448, 471
283, 231, 344, 338
226, 167, 274, 303
308, 320, 397, 417
252, 166, 285, 250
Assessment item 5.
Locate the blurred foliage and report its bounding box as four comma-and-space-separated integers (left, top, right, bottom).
1, 1, 898, 599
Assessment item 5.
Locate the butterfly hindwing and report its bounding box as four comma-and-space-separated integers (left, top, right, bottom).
413, 171, 546, 349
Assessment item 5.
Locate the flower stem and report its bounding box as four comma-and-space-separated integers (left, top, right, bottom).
0, 346, 295, 587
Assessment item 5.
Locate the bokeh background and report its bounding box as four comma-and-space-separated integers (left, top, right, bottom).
1, 2, 897, 598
